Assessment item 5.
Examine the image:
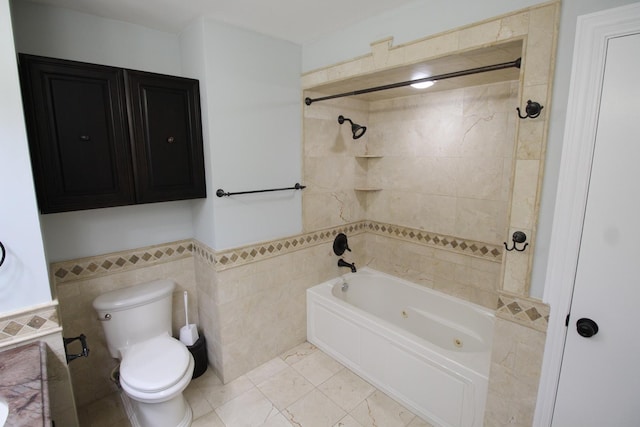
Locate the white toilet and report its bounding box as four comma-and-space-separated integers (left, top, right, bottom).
93, 279, 194, 427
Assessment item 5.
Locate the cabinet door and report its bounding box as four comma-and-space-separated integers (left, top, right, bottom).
125, 71, 206, 203
19, 55, 135, 213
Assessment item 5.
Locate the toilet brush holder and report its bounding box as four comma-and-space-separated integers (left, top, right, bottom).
179, 291, 199, 346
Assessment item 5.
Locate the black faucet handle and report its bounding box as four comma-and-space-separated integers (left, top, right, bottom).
333, 233, 351, 255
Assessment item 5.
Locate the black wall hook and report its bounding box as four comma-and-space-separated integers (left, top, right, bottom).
517, 100, 544, 119
504, 231, 529, 252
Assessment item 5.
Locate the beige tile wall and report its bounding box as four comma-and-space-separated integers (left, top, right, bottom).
303, 77, 517, 309
366, 81, 518, 246
193, 232, 366, 383
484, 311, 547, 426
303, 95, 369, 230
366, 233, 502, 309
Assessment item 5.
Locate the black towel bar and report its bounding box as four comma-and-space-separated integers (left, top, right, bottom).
216, 183, 306, 197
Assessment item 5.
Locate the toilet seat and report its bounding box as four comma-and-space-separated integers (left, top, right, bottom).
120, 334, 193, 401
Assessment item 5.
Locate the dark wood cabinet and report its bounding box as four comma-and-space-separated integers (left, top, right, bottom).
125, 70, 206, 203
18, 54, 206, 213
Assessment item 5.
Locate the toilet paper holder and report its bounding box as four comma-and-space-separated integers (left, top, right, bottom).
64, 333, 90, 363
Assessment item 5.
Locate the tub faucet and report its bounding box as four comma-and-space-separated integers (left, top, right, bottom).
338, 258, 357, 273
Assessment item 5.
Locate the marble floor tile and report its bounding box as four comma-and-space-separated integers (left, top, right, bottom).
283, 389, 346, 427
247, 357, 289, 386
280, 341, 318, 365
261, 412, 294, 427
350, 390, 417, 427
77, 392, 128, 427
334, 414, 365, 427
318, 369, 376, 412
191, 410, 225, 427
215, 387, 279, 427
290, 348, 345, 386
256, 366, 315, 410
80, 342, 435, 427
201, 374, 255, 409
184, 384, 214, 420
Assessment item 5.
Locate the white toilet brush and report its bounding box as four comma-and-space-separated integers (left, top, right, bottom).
179, 291, 199, 346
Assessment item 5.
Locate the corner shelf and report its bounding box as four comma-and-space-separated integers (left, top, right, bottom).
355, 155, 382, 192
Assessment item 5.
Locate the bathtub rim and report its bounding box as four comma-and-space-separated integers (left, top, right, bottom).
307, 267, 495, 378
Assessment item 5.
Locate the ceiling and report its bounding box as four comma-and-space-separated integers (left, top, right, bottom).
23, 0, 420, 45
306, 40, 524, 102
23, 0, 523, 102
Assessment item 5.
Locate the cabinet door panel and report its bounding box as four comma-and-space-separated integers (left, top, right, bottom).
126, 71, 206, 203
19, 55, 134, 213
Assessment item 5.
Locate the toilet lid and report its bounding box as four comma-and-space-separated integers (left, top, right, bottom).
120, 335, 191, 393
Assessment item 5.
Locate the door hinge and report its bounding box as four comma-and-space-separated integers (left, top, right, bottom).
565, 313, 570, 327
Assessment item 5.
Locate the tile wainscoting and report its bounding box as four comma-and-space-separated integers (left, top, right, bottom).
50, 221, 547, 422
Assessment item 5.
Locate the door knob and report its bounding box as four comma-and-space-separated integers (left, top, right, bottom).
576, 318, 599, 338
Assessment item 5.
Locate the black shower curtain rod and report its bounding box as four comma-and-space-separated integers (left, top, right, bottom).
304, 57, 521, 105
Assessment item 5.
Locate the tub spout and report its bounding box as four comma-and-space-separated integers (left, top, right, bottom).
338, 258, 357, 273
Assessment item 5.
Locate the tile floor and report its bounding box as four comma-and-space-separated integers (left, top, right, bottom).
77, 341, 435, 427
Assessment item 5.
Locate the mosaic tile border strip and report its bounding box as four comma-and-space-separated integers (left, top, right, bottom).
50, 222, 502, 279
0, 303, 60, 346
198, 221, 502, 271
52, 240, 194, 284
196, 223, 368, 271
497, 293, 550, 332
366, 221, 503, 262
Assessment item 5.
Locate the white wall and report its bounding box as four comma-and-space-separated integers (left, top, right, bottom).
0, 0, 51, 313
179, 20, 217, 250
302, 0, 544, 72
11, 0, 181, 74
10, 0, 194, 262
182, 18, 303, 250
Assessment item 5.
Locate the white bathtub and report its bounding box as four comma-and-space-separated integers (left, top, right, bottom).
306, 268, 494, 427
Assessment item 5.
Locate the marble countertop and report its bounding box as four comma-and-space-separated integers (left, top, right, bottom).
0, 342, 50, 426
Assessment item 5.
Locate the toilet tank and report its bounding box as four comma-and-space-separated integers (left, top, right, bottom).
93, 279, 176, 358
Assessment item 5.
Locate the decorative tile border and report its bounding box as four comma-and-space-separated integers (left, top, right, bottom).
365, 221, 503, 262
198, 220, 502, 271
497, 292, 550, 332
0, 303, 60, 347
50, 222, 502, 279
51, 240, 194, 284
197, 223, 368, 271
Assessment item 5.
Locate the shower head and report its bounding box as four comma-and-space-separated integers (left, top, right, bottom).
338, 115, 367, 139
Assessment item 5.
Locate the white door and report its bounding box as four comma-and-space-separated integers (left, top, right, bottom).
551, 32, 640, 426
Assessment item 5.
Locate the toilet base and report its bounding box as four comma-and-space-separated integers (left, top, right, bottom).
121, 392, 192, 427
